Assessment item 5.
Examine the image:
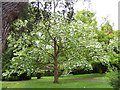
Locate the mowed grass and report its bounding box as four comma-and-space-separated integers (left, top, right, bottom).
2, 73, 112, 88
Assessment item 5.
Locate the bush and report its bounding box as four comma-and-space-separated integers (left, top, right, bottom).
2, 72, 19, 81
19, 72, 31, 80
107, 69, 120, 88
70, 68, 91, 75
43, 70, 63, 77
44, 70, 54, 76
2, 70, 31, 81
92, 63, 108, 73
31, 70, 44, 79
34, 72, 43, 79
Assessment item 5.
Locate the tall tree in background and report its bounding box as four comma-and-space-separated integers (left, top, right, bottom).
1, 2, 27, 52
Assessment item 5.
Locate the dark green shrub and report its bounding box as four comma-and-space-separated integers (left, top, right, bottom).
19, 72, 31, 80
2, 72, 19, 81
2, 70, 31, 81
107, 69, 120, 88
31, 70, 44, 79
92, 63, 108, 73
43, 70, 63, 77
36, 73, 42, 79
70, 68, 91, 75
70, 65, 94, 75
44, 70, 54, 76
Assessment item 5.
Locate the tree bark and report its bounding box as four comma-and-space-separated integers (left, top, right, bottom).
0, 2, 2, 58
53, 38, 59, 83
2, 2, 27, 52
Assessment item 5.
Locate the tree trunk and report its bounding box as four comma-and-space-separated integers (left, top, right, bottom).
2, 2, 27, 52
0, 2, 2, 59
53, 38, 59, 83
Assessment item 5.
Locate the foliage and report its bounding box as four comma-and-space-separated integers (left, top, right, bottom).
2, 71, 31, 81
2, 18, 47, 80
75, 10, 97, 25
2, 2, 118, 83
107, 69, 120, 88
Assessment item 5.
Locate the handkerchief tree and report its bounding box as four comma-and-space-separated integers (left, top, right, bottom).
3, 0, 111, 83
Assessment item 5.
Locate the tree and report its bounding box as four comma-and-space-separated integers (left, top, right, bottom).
3, 1, 111, 83
2, 2, 27, 52
96, 18, 119, 68
28, 9, 110, 83
74, 10, 111, 73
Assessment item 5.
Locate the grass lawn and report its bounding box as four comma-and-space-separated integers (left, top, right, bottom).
2, 73, 112, 88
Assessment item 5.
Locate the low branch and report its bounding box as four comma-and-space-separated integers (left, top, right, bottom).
39, 47, 54, 58
46, 23, 54, 41
40, 38, 54, 48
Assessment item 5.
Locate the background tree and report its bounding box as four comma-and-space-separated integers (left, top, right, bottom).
1, 2, 27, 52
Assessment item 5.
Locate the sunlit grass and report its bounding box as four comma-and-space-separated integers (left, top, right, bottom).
2, 73, 112, 88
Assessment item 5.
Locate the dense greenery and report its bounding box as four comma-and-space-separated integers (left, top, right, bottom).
2, 0, 119, 88
107, 69, 120, 88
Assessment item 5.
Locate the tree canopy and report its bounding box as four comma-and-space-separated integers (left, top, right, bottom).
2, 1, 119, 85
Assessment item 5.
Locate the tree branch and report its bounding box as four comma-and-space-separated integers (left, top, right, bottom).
39, 47, 54, 58
40, 38, 54, 48
46, 22, 54, 41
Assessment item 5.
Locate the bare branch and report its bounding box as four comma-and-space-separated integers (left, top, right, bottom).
46, 22, 54, 41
